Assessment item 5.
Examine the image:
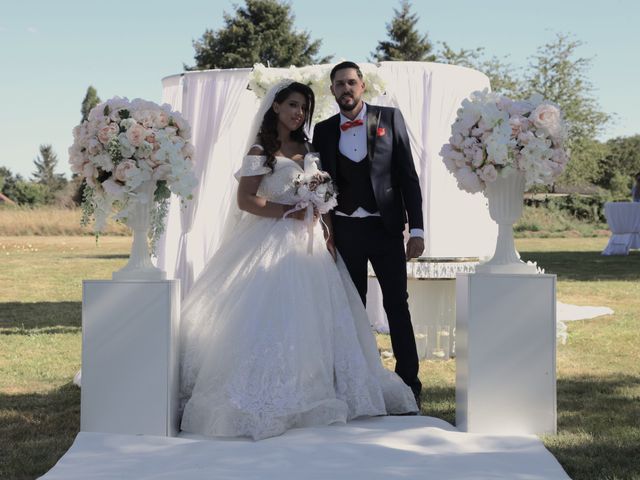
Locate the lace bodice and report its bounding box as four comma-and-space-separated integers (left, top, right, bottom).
234, 154, 306, 205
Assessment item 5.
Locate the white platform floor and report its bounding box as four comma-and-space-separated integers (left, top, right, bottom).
40, 416, 570, 479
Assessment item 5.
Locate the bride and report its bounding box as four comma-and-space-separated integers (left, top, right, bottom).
179, 80, 417, 441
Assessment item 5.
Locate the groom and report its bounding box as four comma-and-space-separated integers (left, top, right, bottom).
313, 61, 425, 405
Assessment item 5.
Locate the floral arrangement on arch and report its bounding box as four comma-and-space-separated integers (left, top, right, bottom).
247, 63, 387, 121
440, 89, 569, 194
69, 97, 197, 252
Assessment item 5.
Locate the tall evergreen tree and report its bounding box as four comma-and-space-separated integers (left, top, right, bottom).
187, 0, 331, 70
371, 0, 435, 62
81, 86, 101, 122
32, 144, 66, 193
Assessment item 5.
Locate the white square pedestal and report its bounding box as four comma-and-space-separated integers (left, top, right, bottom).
81, 280, 180, 436
455, 273, 556, 435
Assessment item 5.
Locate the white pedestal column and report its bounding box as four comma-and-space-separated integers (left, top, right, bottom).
455, 273, 556, 435
81, 280, 180, 436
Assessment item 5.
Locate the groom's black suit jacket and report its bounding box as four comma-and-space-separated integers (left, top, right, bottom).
312, 104, 423, 234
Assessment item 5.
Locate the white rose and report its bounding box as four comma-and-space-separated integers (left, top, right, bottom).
471, 147, 484, 167
102, 178, 125, 199
118, 133, 136, 158
443, 156, 457, 172
154, 111, 170, 128
93, 152, 114, 172
136, 141, 153, 159
507, 100, 533, 117
152, 164, 172, 181
479, 164, 498, 183
456, 166, 483, 193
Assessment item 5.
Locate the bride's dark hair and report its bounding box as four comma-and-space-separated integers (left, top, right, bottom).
258, 82, 315, 171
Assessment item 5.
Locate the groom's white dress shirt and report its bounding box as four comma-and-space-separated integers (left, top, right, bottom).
336, 104, 424, 239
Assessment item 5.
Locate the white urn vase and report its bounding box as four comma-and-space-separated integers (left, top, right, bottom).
112, 182, 166, 281
475, 170, 538, 275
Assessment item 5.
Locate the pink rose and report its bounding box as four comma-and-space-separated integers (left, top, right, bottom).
530, 104, 562, 138
114, 160, 138, 182
98, 123, 119, 145
125, 123, 147, 147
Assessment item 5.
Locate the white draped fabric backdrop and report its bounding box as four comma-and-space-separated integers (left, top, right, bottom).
157, 62, 497, 299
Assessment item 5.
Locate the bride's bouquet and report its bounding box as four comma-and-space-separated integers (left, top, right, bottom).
440, 89, 569, 193
291, 153, 338, 214
285, 153, 337, 253
69, 97, 197, 251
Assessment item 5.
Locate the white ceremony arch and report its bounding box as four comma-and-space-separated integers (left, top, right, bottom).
157, 62, 497, 298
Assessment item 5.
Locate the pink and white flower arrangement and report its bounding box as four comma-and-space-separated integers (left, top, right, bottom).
69, 97, 197, 250
440, 89, 569, 193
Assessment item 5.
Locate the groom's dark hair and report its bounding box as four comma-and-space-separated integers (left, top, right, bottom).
330, 61, 363, 82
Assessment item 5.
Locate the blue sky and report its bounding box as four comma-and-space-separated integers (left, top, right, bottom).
1, 0, 638, 179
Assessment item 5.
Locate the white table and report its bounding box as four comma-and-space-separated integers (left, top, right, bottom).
603, 202, 640, 255
366, 257, 478, 360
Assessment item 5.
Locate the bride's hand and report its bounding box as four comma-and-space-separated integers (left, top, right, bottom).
282, 205, 319, 222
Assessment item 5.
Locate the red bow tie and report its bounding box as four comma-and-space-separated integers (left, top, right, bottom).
340, 119, 364, 131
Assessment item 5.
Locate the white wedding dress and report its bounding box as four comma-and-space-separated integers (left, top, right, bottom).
179, 152, 417, 441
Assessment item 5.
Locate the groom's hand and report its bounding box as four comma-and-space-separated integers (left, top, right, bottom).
406, 237, 425, 260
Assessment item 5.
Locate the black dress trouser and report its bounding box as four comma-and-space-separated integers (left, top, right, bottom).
332, 215, 422, 397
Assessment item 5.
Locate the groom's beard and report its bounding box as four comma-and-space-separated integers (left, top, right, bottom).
337, 94, 360, 111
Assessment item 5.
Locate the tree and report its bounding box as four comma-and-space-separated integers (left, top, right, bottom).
436, 43, 521, 98
81, 86, 101, 122
522, 33, 610, 186
12, 181, 49, 206
371, 0, 435, 62
32, 144, 67, 200
187, 0, 331, 70
597, 135, 640, 197
0, 166, 20, 201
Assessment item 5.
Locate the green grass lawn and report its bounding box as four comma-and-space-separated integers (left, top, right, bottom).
1, 236, 638, 479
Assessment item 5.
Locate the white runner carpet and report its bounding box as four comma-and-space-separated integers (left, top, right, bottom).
40, 416, 569, 479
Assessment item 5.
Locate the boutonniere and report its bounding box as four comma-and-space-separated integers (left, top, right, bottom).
377, 127, 386, 137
